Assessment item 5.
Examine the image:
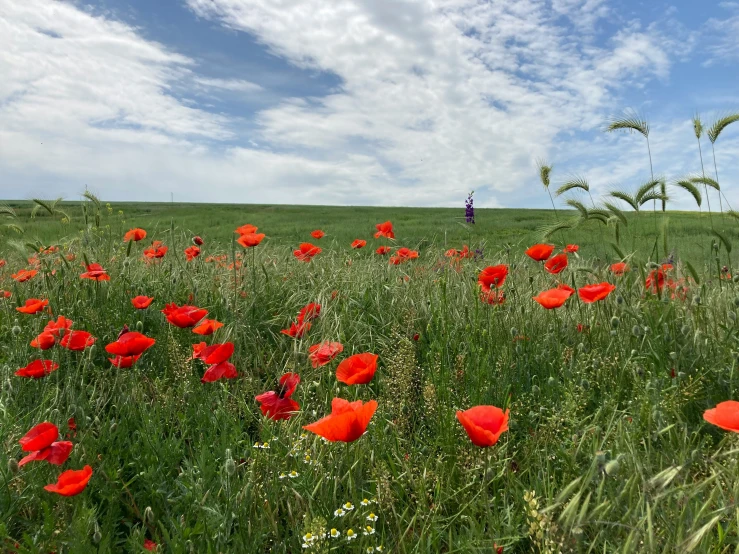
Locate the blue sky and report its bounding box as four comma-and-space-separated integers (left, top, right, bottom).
1, 0, 738, 209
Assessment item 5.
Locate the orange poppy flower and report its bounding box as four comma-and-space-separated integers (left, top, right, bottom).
80, 263, 110, 281
12, 269, 38, 282
44, 465, 92, 496
374, 221, 395, 239
108, 354, 142, 368
456, 405, 509, 447
533, 287, 573, 309
525, 244, 554, 262
311, 230, 325, 239
478, 265, 508, 291
480, 290, 506, 305
193, 236, 204, 246
143, 241, 168, 259
336, 353, 378, 385
389, 255, 402, 265
376, 246, 391, 255
298, 303, 321, 323
703, 401, 739, 432
281, 320, 311, 338
645, 269, 665, 292
303, 398, 378, 442
0, 259, 5, 267
16, 298, 49, 314
31, 332, 56, 350
15, 360, 59, 379
124, 228, 147, 242
308, 342, 344, 367
565, 244, 579, 253
19, 422, 59, 455
544, 253, 568, 274
351, 239, 367, 249
610, 262, 628, 275
184, 245, 201, 262
105, 332, 156, 357
237, 233, 265, 248
162, 303, 208, 328
578, 283, 616, 303
396, 247, 419, 259
255, 373, 301, 421
132, 296, 154, 309
201, 361, 238, 383
194, 342, 234, 365
293, 242, 322, 262
19, 440, 73, 467
192, 319, 224, 336
235, 224, 258, 235
60, 330, 96, 351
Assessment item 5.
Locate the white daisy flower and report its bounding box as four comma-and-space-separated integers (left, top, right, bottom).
327, 528, 340, 539
366, 513, 378, 522
334, 508, 346, 517
346, 529, 357, 541
363, 526, 375, 536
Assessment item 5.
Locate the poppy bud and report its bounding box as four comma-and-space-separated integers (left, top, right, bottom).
669, 352, 677, 360
690, 448, 701, 461
88, 344, 97, 356
616, 295, 624, 305
510, 327, 518, 337
92, 529, 102, 545
693, 295, 701, 305
547, 376, 556, 387
677, 371, 685, 379
594, 450, 607, 465
109, 421, 117, 433
734, 275, 739, 283
531, 385, 540, 395
225, 458, 236, 476
144, 506, 155, 524
136, 321, 144, 332
610, 316, 620, 329
7, 458, 19, 474
604, 459, 620, 476
11, 325, 21, 336
123, 258, 130, 268
632, 325, 642, 337
580, 379, 590, 390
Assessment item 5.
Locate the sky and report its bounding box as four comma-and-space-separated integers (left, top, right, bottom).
0, 0, 738, 210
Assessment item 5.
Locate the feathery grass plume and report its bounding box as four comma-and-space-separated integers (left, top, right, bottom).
537, 216, 578, 240
707, 112, 739, 215
603, 202, 628, 226
692, 114, 703, 140
30, 197, 71, 222
609, 191, 639, 212
555, 177, 589, 197
689, 175, 720, 191
537, 159, 558, 217
0, 203, 23, 234
672, 180, 702, 209
692, 113, 713, 225
566, 199, 589, 218
606, 109, 662, 210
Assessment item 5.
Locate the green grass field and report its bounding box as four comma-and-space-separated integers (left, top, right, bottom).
2, 202, 739, 553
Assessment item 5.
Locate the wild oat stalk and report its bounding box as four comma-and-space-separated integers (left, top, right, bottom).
706, 112, 739, 215
692, 114, 713, 225
537, 159, 557, 218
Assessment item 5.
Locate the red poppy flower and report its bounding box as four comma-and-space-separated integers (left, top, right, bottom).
184, 245, 201, 262
308, 342, 344, 367
478, 265, 508, 291
12, 269, 38, 282
376, 246, 391, 255
237, 233, 266, 248
303, 398, 378, 442
336, 353, 378, 385
0, 259, 5, 267
703, 401, 739, 432
374, 221, 395, 239
235, 224, 258, 235
565, 244, 579, 253
60, 330, 96, 351
31, 332, 56, 350
19, 422, 58, 451
578, 283, 616, 303
577, 323, 590, 333
311, 230, 325, 239
19, 441, 73, 467
194, 342, 235, 364
293, 242, 322, 262
17, 298, 49, 314
192, 342, 207, 359
533, 287, 573, 309
351, 239, 367, 249
124, 228, 147, 242
389, 255, 402, 265
192, 319, 224, 336
610, 262, 628, 275
281, 320, 311, 338
143, 240, 168, 259
662, 263, 674, 271
0, 290, 11, 299
162, 303, 208, 328
525, 244, 554, 262
396, 247, 419, 260
645, 269, 665, 292
105, 332, 156, 356
144, 539, 157, 552
255, 373, 301, 420
44, 465, 92, 496
15, 359, 59, 378
298, 303, 321, 323
109, 354, 142, 368
201, 361, 238, 383
80, 263, 110, 281
456, 405, 510, 447
45, 315, 73, 336
480, 290, 506, 305
193, 236, 204, 246
544, 253, 568, 274
132, 296, 154, 309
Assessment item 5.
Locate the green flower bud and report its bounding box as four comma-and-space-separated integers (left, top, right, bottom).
547, 376, 557, 387
7, 458, 19, 474
144, 506, 155, 524
92, 529, 102, 545
632, 325, 643, 337
531, 385, 540, 396
580, 379, 590, 390
604, 459, 620, 476
136, 321, 144, 332
610, 316, 620, 329
11, 325, 21, 336
693, 295, 702, 305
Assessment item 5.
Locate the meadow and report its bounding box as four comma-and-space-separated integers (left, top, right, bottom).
2, 198, 739, 553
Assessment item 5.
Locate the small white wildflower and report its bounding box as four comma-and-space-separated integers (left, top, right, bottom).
360, 498, 371, 506
343, 502, 354, 511
334, 508, 346, 517
346, 529, 357, 541
278, 473, 287, 479
366, 513, 378, 522
302, 533, 316, 544
327, 528, 340, 539
363, 526, 375, 536
376, 546, 384, 552
289, 470, 299, 478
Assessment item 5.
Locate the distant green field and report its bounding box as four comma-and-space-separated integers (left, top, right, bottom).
1, 200, 736, 268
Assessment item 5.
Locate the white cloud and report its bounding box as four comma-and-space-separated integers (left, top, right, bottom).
0, 0, 733, 210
